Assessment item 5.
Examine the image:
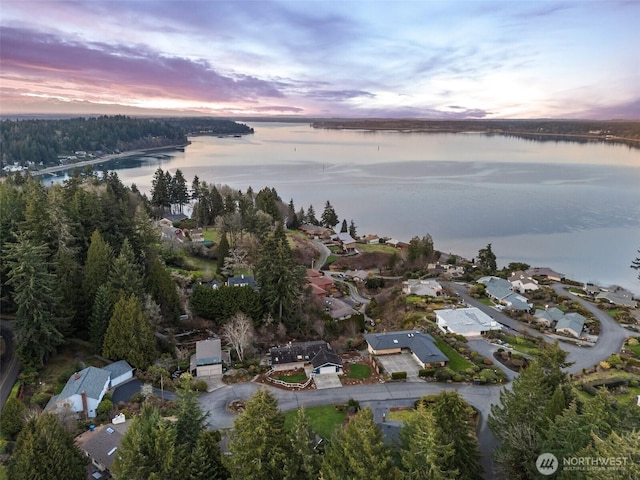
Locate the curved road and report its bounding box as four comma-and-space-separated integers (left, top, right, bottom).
199, 380, 502, 476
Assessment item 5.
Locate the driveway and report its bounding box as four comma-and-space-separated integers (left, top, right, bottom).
313, 374, 343, 389
375, 351, 422, 380
112, 379, 176, 404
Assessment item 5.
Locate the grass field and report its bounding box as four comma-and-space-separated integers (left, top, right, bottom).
500, 334, 540, 356
433, 338, 473, 371
284, 405, 347, 439
387, 408, 416, 422
358, 243, 397, 254
345, 363, 371, 379
626, 344, 640, 358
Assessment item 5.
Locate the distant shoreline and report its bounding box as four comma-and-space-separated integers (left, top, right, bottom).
31, 143, 190, 177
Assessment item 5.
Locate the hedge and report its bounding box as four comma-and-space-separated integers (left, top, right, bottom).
391, 371, 407, 380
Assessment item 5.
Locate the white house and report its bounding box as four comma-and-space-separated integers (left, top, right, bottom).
102, 360, 133, 388
508, 271, 539, 293
46, 367, 110, 419
403, 279, 443, 297
436, 307, 502, 337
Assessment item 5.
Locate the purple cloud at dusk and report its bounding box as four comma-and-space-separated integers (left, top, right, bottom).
1, 0, 638, 119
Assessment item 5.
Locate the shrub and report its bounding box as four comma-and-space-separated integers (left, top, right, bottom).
130, 392, 145, 403
193, 380, 208, 392
628, 338, 639, 347
629, 379, 639, 388
96, 399, 114, 420
29, 391, 52, 408
418, 369, 435, 378
435, 367, 454, 382
391, 371, 407, 380
452, 374, 464, 382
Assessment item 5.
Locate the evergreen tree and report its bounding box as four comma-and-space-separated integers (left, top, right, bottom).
175, 387, 208, 454
191, 175, 201, 200
170, 169, 189, 212
5, 235, 64, 366
348, 220, 357, 238
254, 224, 305, 323
320, 200, 339, 229
114, 404, 177, 480
400, 403, 457, 480
431, 391, 483, 480
8, 413, 86, 480
0, 396, 26, 439
580, 429, 640, 480
632, 249, 640, 280
107, 237, 143, 300
255, 187, 282, 221
283, 406, 321, 480
477, 243, 497, 273
340, 219, 348, 233
83, 229, 113, 312
89, 285, 114, 352
226, 389, 288, 480
217, 231, 230, 274
306, 204, 319, 225
146, 255, 180, 321
102, 294, 156, 369
321, 407, 393, 480
187, 430, 229, 480
151, 167, 170, 215
286, 198, 300, 229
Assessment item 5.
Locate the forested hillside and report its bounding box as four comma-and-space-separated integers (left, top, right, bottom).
0, 116, 253, 168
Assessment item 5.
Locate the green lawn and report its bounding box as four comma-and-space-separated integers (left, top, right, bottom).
478, 298, 495, 306
627, 344, 640, 358
284, 405, 347, 439
500, 334, 541, 356
202, 228, 221, 243
277, 372, 307, 384
345, 363, 371, 379
358, 243, 397, 254
433, 338, 474, 371
387, 409, 416, 422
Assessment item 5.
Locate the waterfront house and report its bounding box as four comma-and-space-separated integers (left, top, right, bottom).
436, 307, 502, 337
364, 330, 448, 368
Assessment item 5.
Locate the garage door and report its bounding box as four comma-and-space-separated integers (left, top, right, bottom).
318, 366, 336, 375
198, 365, 222, 376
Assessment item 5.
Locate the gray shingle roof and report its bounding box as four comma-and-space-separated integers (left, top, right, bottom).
270, 341, 341, 366
102, 360, 133, 379
556, 313, 585, 337
58, 366, 110, 401
196, 338, 222, 365
364, 330, 448, 364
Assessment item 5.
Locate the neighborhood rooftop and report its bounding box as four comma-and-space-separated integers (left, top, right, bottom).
364, 330, 448, 365
57, 366, 110, 401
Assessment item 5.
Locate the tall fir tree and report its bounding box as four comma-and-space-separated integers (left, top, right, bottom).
107, 237, 143, 300
225, 389, 288, 480
102, 294, 156, 369
83, 229, 113, 313
187, 430, 229, 480
282, 406, 321, 480
113, 404, 177, 480
5, 235, 64, 366
399, 403, 457, 480
8, 413, 86, 480
321, 407, 393, 480
320, 200, 339, 229
170, 168, 190, 212
340, 219, 348, 233
89, 285, 114, 352
306, 204, 319, 225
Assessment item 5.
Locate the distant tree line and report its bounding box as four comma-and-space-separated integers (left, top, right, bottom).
0, 115, 253, 168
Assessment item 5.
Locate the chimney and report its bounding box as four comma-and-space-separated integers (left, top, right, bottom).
81, 391, 88, 420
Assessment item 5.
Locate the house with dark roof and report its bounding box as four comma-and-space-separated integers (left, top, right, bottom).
333, 232, 357, 252
190, 338, 223, 377
509, 271, 539, 293
298, 224, 333, 238
596, 287, 637, 308
46, 366, 110, 419
403, 279, 443, 297
364, 330, 448, 368
526, 267, 565, 282
270, 341, 343, 375
76, 419, 130, 477
227, 275, 258, 290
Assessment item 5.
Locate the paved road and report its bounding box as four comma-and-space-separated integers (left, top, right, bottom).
199, 380, 502, 477
0, 322, 20, 411
311, 239, 331, 270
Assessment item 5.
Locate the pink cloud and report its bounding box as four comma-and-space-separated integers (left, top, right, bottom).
0, 27, 284, 105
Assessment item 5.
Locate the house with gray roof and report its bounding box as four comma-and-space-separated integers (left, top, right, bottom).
509, 271, 539, 293
436, 307, 502, 337
525, 267, 565, 282
190, 338, 223, 377
533, 307, 565, 327
555, 312, 586, 338
403, 279, 443, 297
76, 419, 130, 477
364, 330, 448, 368
596, 288, 637, 308
333, 232, 357, 252
478, 276, 532, 312
46, 366, 110, 419
227, 275, 258, 290
102, 360, 133, 388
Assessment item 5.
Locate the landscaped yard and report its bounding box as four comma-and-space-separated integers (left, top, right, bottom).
277, 371, 307, 384
499, 334, 540, 356
344, 363, 371, 379
284, 405, 347, 439
626, 343, 640, 358
358, 243, 397, 254
433, 338, 474, 371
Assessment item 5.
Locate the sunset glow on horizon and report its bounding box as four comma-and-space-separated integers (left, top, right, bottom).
1, 0, 638, 119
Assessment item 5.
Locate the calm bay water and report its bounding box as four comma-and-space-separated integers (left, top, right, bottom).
49, 122, 640, 294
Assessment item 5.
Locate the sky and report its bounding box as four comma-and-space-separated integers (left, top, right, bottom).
1, 0, 639, 119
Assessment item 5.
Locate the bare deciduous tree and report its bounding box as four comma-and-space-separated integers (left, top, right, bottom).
223, 312, 255, 362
